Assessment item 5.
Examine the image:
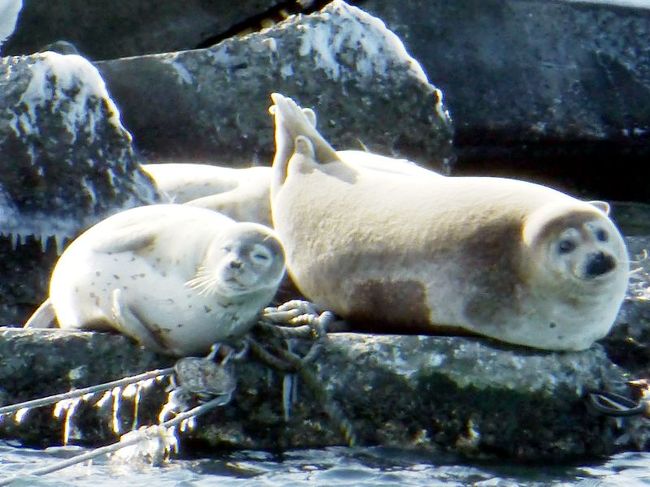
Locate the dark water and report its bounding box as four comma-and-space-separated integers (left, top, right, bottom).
1, 443, 649, 486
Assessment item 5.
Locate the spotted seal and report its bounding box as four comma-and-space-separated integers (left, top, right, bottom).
25, 204, 285, 356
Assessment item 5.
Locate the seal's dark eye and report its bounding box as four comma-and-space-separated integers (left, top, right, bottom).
595, 229, 608, 242
253, 253, 269, 261
558, 239, 576, 254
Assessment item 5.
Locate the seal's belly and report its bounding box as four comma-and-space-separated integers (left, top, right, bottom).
53, 251, 257, 353
134, 292, 257, 353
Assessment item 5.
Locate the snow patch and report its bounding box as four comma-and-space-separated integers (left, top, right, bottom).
14, 51, 125, 141
205, 44, 234, 66
298, 0, 429, 85
162, 55, 194, 85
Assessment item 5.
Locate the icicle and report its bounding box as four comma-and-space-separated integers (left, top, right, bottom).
10, 233, 20, 250
53, 399, 68, 418
53, 398, 82, 445
94, 390, 112, 409
292, 369, 299, 404
140, 378, 156, 390
158, 388, 191, 423
122, 383, 138, 398
54, 232, 66, 255
111, 387, 123, 434
122, 382, 140, 430
38, 235, 47, 253
179, 416, 196, 433
14, 407, 30, 423
282, 374, 294, 422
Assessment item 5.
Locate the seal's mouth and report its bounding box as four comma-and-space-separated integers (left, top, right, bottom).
582, 252, 616, 280
225, 276, 246, 288
570, 251, 618, 282
223, 275, 258, 294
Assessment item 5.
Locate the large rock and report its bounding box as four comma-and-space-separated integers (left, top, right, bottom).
0, 327, 646, 462
2, 0, 284, 60
0, 51, 158, 325
360, 0, 650, 200
94, 1, 453, 170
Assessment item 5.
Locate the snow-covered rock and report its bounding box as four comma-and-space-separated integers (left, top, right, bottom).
0, 51, 158, 325
95, 0, 453, 170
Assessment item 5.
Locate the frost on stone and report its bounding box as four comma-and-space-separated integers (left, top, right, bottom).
298, 1, 426, 82
0, 51, 158, 249
292, 0, 451, 126
161, 55, 195, 86
0, 0, 22, 51
13, 51, 126, 140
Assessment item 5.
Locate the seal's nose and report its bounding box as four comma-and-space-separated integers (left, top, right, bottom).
229, 259, 242, 269
585, 251, 615, 278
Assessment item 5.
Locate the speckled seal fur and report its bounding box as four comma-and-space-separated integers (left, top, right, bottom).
25, 204, 285, 356
269, 93, 629, 351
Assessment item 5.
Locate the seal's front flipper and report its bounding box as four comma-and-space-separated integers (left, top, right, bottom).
23, 298, 56, 328
90, 224, 157, 255
110, 289, 169, 355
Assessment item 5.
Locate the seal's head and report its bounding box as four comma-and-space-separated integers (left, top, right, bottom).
522, 200, 629, 301
187, 223, 285, 297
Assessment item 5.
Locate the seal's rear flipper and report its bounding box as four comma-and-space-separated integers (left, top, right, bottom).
270, 93, 339, 192
24, 298, 56, 328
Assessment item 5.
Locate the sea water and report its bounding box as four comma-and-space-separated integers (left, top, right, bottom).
0, 443, 649, 486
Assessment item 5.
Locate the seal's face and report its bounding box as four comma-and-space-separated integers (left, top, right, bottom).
187, 224, 285, 298
524, 204, 628, 296
549, 221, 621, 282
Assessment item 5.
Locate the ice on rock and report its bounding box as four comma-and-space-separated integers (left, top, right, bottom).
297, 1, 428, 84
0, 50, 158, 260
111, 387, 123, 435
13, 407, 29, 423
53, 397, 82, 445
15, 51, 125, 140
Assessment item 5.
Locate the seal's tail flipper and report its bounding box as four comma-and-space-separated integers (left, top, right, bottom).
270, 93, 339, 191
24, 298, 56, 328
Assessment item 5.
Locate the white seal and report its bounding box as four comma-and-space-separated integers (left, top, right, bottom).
25, 204, 285, 356
141, 163, 274, 225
